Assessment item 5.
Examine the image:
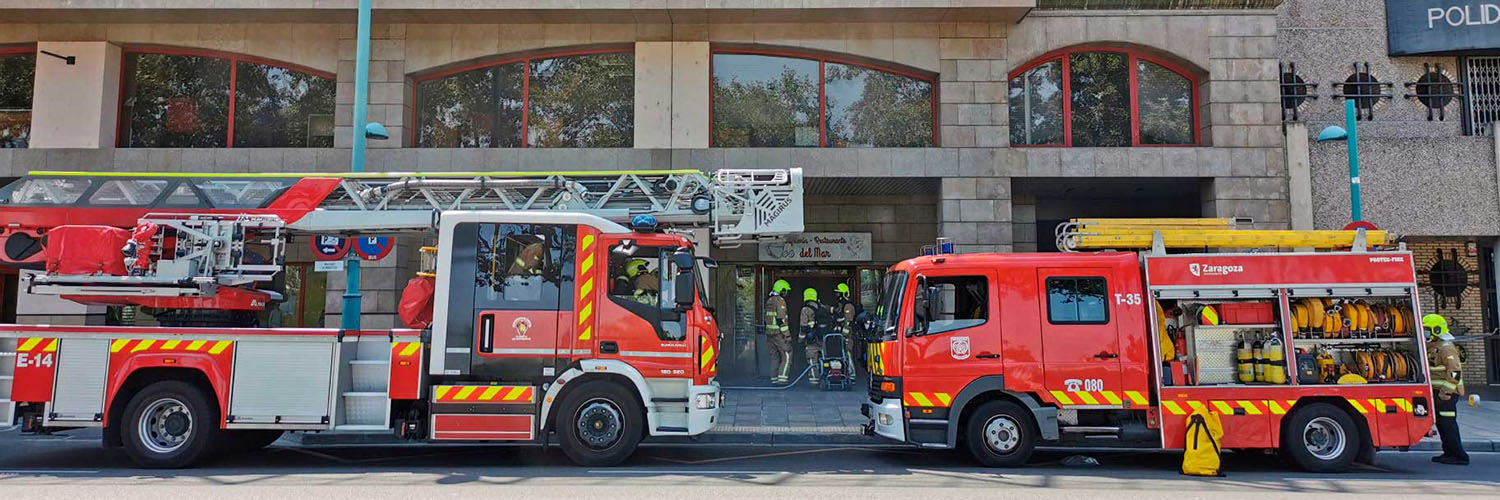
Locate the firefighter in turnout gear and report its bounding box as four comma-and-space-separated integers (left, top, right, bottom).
765, 280, 793, 385
1424, 314, 1469, 465
627, 259, 658, 305
834, 283, 858, 382
800, 288, 828, 385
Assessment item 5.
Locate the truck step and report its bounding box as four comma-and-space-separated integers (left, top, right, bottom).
349, 360, 388, 365
332, 424, 392, 432
651, 397, 688, 403
655, 426, 689, 433
342, 391, 388, 398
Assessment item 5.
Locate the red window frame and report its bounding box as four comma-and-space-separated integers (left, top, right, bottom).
1007, 45, 1200, 148
115, 45, 337, 148
709, 46, 940, 148
407, 46, 634, 148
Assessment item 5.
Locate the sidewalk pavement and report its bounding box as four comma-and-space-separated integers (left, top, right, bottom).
1415, 387, 1500, 452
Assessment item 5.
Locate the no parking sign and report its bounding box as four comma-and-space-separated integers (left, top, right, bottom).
353, 236, 395, 261
310, 235, 350, 261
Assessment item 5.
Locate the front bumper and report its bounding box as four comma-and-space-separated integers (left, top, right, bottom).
686, 381, 722, 435
862, 397, 905, 442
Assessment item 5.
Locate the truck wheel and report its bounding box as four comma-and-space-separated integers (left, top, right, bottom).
1282, 402, 1361, 473
557, 381, 644, 467
120, 380, 221, 468
964, 400, 1037, 468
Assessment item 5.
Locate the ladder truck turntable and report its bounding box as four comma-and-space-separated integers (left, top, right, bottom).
0, 168, 803, 468
862, 219, 1438, 472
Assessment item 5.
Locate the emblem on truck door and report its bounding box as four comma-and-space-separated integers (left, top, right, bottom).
950, 336, 971, 360
512, 317, 533, 341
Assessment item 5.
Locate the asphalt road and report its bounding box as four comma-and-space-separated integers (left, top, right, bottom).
1, 427, 1497, 499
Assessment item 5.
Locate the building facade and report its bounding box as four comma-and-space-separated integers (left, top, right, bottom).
2, 1, 1290, 381
1278, 0, 1500, 385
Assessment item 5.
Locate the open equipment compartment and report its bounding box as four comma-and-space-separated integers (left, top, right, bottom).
1155, 289, 1291, 387
1284, 287, 1425, 386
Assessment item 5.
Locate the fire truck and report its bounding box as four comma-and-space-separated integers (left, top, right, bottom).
863, 219, 1436, 472
0, 168, 804, 468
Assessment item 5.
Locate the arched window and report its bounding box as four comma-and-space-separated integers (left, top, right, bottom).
0, 46, 34, 149
1008, 47, 1198, 147
118, 47, 336, 148
711, 48, 935, 148
413, 48, 634, 148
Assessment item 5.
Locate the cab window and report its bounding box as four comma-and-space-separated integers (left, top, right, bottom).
472, 223, 573, 310
1046, 277, 1109, 324
608, 244, 685, 341
871, 271, 907, 341
924, 275, 988, 335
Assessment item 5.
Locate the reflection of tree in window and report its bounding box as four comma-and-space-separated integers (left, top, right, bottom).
121, 53, 231, 147
1008, 61, 1064, 146
233, 62, 336, 147
1047, 277, 1108, 324
711, 54, 819, 147
1068, 52, 1130, 147
0, 52, 34, 148
1137, 60, 1193, 145
417, 64, 523, 148
527, 53, 634, 148
824, 63, 933, 147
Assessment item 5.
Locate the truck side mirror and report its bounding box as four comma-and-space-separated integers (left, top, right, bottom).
672, 249, 695, 310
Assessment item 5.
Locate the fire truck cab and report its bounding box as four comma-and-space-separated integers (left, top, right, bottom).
864, 223, 1435, 473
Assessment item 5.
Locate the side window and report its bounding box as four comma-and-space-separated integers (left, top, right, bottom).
1046, 277, 1109, 324
608, 246, 661, 308
473, 223, 572, 310
925, 275, 988, 335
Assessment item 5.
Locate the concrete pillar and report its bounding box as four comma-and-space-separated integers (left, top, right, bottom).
938, 177, 1012, 253
27, 42, 121, 149
633, 41, 708, 149
1285, 122, 1314, 230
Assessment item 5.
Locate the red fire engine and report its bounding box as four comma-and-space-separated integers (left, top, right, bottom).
863, 219, 1436, 472
0, 169, 804, 468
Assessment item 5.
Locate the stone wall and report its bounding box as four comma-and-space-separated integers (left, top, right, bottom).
1408, 239, 1492, 386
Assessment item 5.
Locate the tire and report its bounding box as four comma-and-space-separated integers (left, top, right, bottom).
1281, 402, 1361, 473
556, 381, 644, 467
120, 380, 221, 468
963, 400, 1038, 468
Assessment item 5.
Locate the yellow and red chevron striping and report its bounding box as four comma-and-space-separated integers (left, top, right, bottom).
109, 339, 232, 355
904, 391, 954, 407
1048, 390, 1151, 407
1159, 398, 1415, 415
15, 338, 57, 353
431, 385, 536, 404
576, 233, 596, 341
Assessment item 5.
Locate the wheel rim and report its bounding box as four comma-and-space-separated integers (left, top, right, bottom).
138, 397, 193, 454
1303, 416, 1346, 461
983, 415, 1022, 454
575, 398, 624, 450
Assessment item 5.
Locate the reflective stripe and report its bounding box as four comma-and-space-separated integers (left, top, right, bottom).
1347, 399, 1368, 413
207, 341, 232, 355
1050, 391, 1075, 406
398, 342, 421, 357
1238, 401, 1263, 415
910, 393, 933, 406
1124, 391, 1149, 406
1100, 391, 1123, 405
1438, 411, 1457, 417
935, 393, 953, 406
619, 351, 692, 358
1162, 401, 1187, 415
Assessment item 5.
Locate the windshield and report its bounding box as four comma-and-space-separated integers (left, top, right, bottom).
872, 271, 907, 341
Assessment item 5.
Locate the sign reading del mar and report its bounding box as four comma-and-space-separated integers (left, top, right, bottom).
759, 233, 872, 262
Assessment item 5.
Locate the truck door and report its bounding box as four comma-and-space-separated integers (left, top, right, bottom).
1037, 269, 1123, 407
903, 271, 1002, 411
446, 222, 575, 382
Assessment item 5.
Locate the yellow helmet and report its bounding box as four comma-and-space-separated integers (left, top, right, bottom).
773, 279, 791, 295
1198, 305, 1220, 326
803, 288, 818, 302
626, 259, 649, 278
1422, 314, 1449, 337
835, 283, 851, 296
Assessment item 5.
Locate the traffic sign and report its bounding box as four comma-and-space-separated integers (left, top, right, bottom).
310, 235, 350, 261
353, 236, 395, 261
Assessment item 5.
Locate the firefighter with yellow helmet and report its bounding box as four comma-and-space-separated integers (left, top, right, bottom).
765, 280, 793, 385
1423, 314, 1469, 465
800, 288, 827, 385
834, 283, 858, 382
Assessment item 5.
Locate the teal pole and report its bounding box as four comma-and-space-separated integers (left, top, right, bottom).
1344, 99, 1361, 223
342, 0, 372, 331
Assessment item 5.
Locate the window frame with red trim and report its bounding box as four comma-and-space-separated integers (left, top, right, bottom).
115, 45, 337, 149
709, 46, 940, 148
408, 46, 636, 149
0, 44, 36, 149
1007, 46, 1200, 148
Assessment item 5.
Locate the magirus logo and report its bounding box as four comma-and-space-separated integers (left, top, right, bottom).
1189, 263, 1243, 277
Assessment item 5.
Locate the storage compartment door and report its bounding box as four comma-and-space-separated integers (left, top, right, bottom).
1212, 400, 1273, 448
230, 341, 335, 425
49, 339, 109, 423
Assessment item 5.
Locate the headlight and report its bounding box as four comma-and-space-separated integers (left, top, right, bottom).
829, 360, 843, 370
878, 413, 894, 426
695, 393, 718, 409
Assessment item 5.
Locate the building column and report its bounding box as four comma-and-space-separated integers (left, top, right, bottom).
634, 41, 708, 149
336, 24, 406, 149
1285, 122, 1314, 230
27, 42, 121, 149
939, 177, 1012, 253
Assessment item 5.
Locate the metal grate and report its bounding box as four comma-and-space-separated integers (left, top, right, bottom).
1464, 56, 1500, 136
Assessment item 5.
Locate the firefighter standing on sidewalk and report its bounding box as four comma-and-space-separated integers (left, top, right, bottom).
765, 280, 793, 385
1423, 314, 1470, 466
834, 283, 858, 382
801, 288, 826, 385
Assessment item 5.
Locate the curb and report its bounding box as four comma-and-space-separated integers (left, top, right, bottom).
1412, 439, 1499, 452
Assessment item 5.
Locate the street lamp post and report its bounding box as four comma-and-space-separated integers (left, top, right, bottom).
1317, 99, 1361, 223
342, 0, 380, 331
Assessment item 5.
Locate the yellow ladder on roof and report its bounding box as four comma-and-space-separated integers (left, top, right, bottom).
1056, 218, 1394, 252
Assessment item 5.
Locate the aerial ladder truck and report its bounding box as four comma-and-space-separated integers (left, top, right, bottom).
0, 168, 803, 468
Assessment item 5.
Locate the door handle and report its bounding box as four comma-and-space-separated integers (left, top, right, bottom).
1093, 351, 1118, 359
478, 315, 494, 354
976, 353, 1001, 359
600, 341, 619, 354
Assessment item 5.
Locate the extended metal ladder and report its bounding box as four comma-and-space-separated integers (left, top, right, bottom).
1056, 218, 1395, 252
